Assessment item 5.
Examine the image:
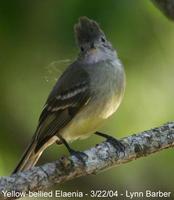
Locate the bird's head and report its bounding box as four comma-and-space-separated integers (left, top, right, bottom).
74, 17, 114, 55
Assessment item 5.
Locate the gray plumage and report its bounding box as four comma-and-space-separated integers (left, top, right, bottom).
12, 16, 125, 174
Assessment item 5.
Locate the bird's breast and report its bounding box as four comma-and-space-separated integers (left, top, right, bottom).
89, 60, 125, 118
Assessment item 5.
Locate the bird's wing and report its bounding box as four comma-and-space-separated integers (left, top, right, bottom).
34, 63, 91, 152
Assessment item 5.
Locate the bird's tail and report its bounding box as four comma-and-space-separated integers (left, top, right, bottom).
12, 137, 42, 174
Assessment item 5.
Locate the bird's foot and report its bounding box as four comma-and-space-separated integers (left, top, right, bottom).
106, 136, 125, 153
95, 131, 125, 153
69, 149, 88, 164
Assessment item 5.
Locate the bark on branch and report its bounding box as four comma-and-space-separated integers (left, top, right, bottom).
152, 0, 174, 20
0, 122, 174, 199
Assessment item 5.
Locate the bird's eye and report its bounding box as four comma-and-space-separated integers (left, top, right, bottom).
80, 46, 84, 52
101, 37, 105, 43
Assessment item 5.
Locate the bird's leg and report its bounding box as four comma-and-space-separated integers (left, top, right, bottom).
95, 131, 125, 152
57, 135, 88, 164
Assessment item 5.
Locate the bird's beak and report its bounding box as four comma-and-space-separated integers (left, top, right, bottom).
88, 43, 97, 53
89, 47, 97, 53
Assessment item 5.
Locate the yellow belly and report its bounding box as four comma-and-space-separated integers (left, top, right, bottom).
60, 111, 104, 142
59, 94, 122, 142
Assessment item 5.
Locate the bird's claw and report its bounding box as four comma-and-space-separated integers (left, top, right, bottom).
106, 136, 125, 153
70, 150, 88, 164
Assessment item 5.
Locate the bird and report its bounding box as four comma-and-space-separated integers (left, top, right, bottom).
12, 16, 126, 174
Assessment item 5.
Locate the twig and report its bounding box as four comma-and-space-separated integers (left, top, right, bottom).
0, 121, 174, 199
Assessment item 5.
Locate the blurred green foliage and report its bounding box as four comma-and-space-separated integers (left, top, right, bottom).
0, 0, 174, 199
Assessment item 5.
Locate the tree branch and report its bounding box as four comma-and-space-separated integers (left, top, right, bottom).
0, 121, 174, 199
152, 0, 174, 20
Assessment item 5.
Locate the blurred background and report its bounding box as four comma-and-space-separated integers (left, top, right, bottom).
0, 0, 174, 199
